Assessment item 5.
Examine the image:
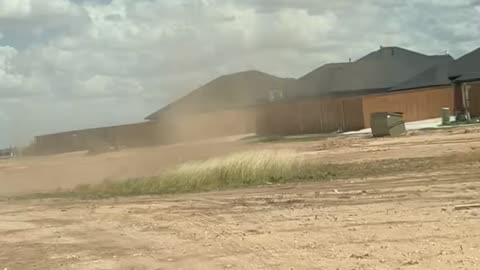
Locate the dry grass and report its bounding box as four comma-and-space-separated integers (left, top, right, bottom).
14, 149, 480, 200
72, 150, 332, 197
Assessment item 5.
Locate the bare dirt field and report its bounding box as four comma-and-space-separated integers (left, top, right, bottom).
3, 127, 480, 196
0, 139, 254, 196
1, 127, 480, 269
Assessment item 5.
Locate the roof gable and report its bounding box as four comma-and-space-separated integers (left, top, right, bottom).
296, 47, 453, 97
146, 70, 297, 120
449, 47, 480, 81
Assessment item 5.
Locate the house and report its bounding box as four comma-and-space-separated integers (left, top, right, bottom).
145, 70, 298, 143
256, 46, 454, 135
32, 71, 297, 155
295, 46, 452, 97
362, 47, 480, 126
33, 121, 157, 155
0, 147, 15, 159
361, 58, 455, 127
448, 47, 480, 118
30, 46, 480, 155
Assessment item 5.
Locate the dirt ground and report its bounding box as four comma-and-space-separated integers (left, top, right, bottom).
1, 127, 480, 269
0, 140, 254, 196
2, 127, 480, 196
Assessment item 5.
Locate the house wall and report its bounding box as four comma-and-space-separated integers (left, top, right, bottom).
34, 122, 158, 155
454, 83, 464, 114
255, 97, 365, 136
467, 81, 480, 116
362, 86, 454, 127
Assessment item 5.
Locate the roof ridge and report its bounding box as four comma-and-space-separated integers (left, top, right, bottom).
456, 47, 480, 60
299, 62, 350, 80
145, 70, 293, 120
356, 46, 431, 62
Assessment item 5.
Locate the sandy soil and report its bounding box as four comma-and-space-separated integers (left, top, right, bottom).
2, 127, 480, 196
0, 141, 254, 196
1, 167, 479, 270
1, 127, 480, 269
289, 128, 480, 163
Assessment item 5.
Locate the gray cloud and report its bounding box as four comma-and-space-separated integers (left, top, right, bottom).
0, 0, 91, 49
0, 0, 480, 147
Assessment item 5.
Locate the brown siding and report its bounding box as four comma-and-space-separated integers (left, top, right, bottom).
342, 97, 366, 131
454, 83, 463, 114
468, 82, 480, 116
256, 97, 364, 136
362, 86, 454, 127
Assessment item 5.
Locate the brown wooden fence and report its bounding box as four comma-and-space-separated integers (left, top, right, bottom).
361, 86, 454, 127
32, 108, 259, 155
256, 97, 365, 136
154, 108, 258, 144
33, 85, 462, 155
34, 122, 157, 155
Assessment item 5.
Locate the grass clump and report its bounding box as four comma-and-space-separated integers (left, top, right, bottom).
64, 150, 335, 198
17, 149, 480, 200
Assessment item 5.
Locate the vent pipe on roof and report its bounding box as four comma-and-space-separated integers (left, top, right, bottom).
349, 57, 351, 63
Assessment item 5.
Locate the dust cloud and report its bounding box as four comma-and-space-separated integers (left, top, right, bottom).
0, 137, 256, 196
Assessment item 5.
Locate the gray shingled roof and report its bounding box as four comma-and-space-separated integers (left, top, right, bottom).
449, 47, 480, 82
389, 59, 454, 91
453, 72, 480, 83
296, 47, 453, 97
146, 70, 297, 120
146, 46, 459, 121
290, 63, 349, 97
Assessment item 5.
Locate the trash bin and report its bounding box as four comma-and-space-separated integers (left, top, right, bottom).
370, 112, 406, 137
441, 107, 450, 125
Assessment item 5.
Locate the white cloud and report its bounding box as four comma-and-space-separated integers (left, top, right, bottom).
0, 46, 26, 94
0, 0, 31, 18
74, 75, 143, 97
0, 0, 85, 18
0, 46, 18, 68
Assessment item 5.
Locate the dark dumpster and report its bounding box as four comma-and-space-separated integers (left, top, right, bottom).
370, 112, 406, 137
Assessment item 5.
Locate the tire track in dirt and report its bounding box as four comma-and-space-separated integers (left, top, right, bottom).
174, 210, 282, 269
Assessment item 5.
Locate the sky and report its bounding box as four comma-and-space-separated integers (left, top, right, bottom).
1, 0, 480, 148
